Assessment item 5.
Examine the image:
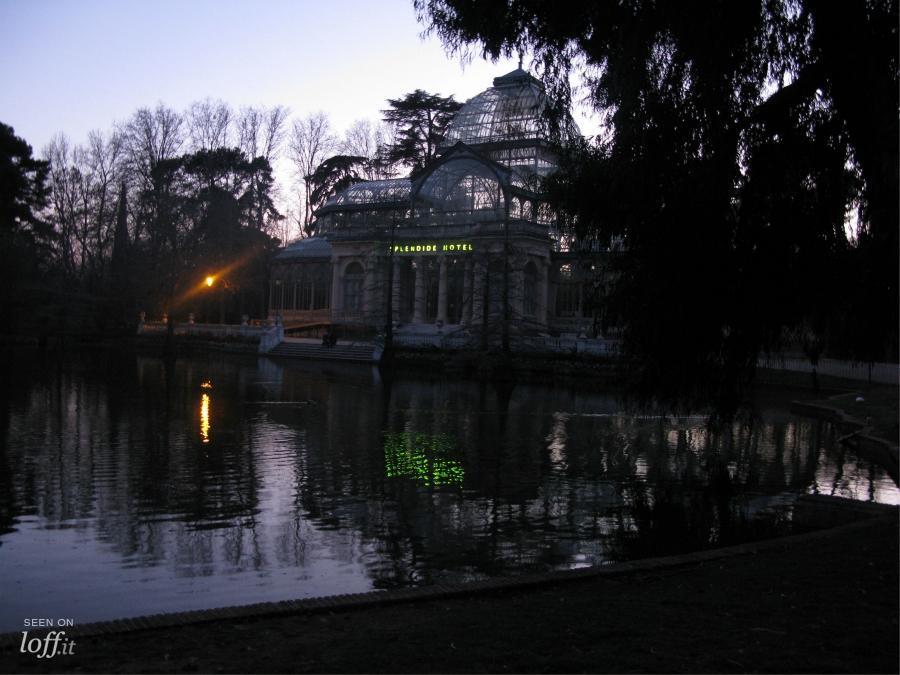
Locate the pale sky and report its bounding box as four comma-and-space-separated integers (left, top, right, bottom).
0, 0, 598, 231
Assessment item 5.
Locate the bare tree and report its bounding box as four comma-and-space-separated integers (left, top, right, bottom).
372, 122, 401, 180
341, 119, 398, 180
341, 120, 377, 169
187, 98, 232, 152
288, 112, 337, 235
121, 104, 184, 243
237, 105, 289, 162
72, 142, 94, 278
44, 129, 126, 285
122, 104, 185, 185
278, 204, 301, 246
43, 134, 80, 277
237, 105, 291, 236
84, 129, 124, 281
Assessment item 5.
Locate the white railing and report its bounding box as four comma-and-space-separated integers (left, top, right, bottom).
258, 323, 284, 354
138, 321, 269, 338
137, 320, 284, 353
758, 355, 899, 385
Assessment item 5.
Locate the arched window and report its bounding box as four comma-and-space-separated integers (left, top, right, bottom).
524, 261, 539, 317
556, 263, 580, 317
509, 196, 522, 219
343, 262, 365, 314
446, 258, 465, 324
487, 258, 504, 318
416, 158, 505, 223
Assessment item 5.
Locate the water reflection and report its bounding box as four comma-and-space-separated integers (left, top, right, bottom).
384, 432, 464, 486
0, 349, 896, 629
200, 392, 211, 444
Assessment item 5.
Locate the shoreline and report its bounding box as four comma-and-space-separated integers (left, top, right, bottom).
0, 496, 893, 648
1, 496, 895, 673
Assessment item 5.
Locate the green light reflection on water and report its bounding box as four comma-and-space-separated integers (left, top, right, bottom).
383, 431, 465, 487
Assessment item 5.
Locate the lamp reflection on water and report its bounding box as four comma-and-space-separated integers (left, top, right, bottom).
200, 392, 211, 443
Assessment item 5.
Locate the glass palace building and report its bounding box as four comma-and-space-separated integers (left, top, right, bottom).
269, 68, 616, 340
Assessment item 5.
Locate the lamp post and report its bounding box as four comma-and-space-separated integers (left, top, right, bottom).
384, 216, 396, 354
219, 279, 226, 324
204, 275, 215, 323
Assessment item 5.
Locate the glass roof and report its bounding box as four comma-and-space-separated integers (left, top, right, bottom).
416, 158, 505, 214
276, 236, 332, 260
323, 178, 411, 209
442, 69, 549, 148
311, 69, 578, 231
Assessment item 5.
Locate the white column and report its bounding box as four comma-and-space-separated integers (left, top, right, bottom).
511, 253, 525, 323
461, 258, 473, 325
363, 256, 376, 323
541, 258, 551, 326
471, 255, 485, 326
413, 256, 425, 323
330, 257, 342, 320
437, 256, 448, 324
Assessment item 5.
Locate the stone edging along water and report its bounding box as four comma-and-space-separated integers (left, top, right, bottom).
791, 395, 900, 481
0, 498, 895, 649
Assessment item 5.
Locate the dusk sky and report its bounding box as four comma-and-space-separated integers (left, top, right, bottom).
0, 0, 597, 184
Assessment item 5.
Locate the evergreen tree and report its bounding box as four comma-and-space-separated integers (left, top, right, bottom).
307, 154, 367, 216
0, 122, 50, 243
0, 123, 52, 334
110, 182, 129, 282
382, 90, 461, 173
109, 183, 134, 328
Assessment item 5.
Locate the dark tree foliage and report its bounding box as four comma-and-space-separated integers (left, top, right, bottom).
129, 147, 281, 323
417, 0, 898, 412
307, 154, 367, 216
0, 123, 53, 334
176, 149, 280, 320
178, 147, 281, 234
0, 122, 51, 243
109, 183, 132, 327
382, 90, 462, 174
2, 121, 282, 337
110, 183, 129, 277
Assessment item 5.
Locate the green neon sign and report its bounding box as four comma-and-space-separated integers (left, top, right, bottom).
384, 431, 465, 487
390, 242, 474, 255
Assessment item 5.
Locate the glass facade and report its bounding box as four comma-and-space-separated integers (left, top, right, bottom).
269, 69, 617, 338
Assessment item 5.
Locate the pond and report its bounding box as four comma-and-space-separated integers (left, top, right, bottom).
0, 349, 896, 631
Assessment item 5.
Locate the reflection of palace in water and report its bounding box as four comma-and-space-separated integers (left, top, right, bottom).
1, 352, 897, 614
